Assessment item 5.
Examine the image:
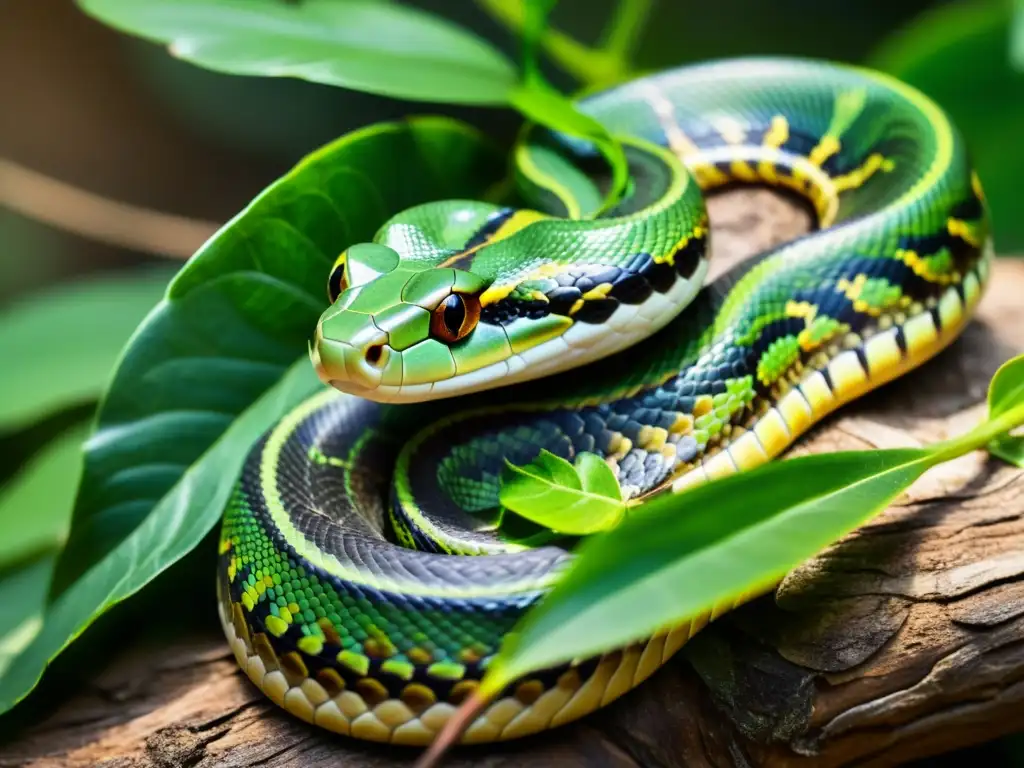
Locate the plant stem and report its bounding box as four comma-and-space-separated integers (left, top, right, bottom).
929, 400, 1024, 464
598, 0, 653, 63
475, 0, 635, 88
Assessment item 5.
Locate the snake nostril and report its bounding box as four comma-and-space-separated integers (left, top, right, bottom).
364, 344, 385, 368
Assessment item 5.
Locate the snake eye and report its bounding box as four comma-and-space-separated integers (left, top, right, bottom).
430, 293, 481, 343
327, 254, 348, 304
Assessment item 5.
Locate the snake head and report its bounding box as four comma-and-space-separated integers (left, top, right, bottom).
312, 240, 499, 402
311, 200, 703, 403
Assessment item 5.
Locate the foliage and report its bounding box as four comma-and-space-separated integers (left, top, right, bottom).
0, 269, 174, 691
75, 0, 630, 207
78, 0, 517, 105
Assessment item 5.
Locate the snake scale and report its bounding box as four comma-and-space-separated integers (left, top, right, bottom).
216, 58, 992, 745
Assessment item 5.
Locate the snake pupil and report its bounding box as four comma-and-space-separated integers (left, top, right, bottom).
327, 263, 348, 304
443, 295, 466, 335
430, 292, 481, 343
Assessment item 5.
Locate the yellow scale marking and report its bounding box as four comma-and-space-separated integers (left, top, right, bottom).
827, 349, 869, 396
775, 388, 815, 436
863, 331, 903, 377
702, 449, 739, 480
752, 408, 792, 458
726, 429, 770, 470
757, 115, 791, 183
902, 311, 939, 357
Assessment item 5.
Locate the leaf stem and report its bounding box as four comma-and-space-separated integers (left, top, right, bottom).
0, 157, 218, 260
475, 0, 635, 87
598, 0, 653, 64
930, 400, 1024, 464
414, 689, 490, 768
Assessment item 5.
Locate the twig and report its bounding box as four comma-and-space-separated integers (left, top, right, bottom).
0, 158, 220, 260
598, 0, 654, 64
475, 0, 635, 88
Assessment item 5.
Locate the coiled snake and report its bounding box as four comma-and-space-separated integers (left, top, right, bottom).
217, 58, 992, 745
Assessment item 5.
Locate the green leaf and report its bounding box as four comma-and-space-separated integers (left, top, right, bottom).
576, 451, 621, 500
499, 450, 625, 535
990, 435, 1024, 467
0, 361, 321, 713
0, 425, 87, 570
50, 117, 506, 598
0, 426, 88, 680
482, 447, 933, 694
869, 0, 1024, 251
988, 354, 1024, 420
985, 354, 1024, 467
0, 269, 174, 432
509, 84, 629, 212
0, 557, 55, 681
77, 0, 517, 106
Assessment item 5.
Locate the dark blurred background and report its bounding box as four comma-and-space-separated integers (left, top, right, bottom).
1, 0, 1021, 308
0, 0, 1022, 762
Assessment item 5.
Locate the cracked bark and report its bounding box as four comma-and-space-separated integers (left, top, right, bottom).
1, 188, 1022, 768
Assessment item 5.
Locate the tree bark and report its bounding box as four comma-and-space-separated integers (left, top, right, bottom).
2, 189, 1022, 768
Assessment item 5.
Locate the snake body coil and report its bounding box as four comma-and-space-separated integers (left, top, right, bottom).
217, 58, 992, 745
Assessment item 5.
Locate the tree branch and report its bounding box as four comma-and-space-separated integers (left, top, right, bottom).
0, 158, 220, 260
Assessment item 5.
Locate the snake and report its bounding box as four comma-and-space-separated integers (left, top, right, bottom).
216, 58, 992, 746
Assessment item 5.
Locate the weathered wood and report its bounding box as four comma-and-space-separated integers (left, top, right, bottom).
2, 189, 1022, 768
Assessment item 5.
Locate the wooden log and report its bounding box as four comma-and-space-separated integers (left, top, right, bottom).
2, 189, 1022, 768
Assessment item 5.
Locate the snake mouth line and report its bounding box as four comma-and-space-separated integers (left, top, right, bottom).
315, 260, 708, 404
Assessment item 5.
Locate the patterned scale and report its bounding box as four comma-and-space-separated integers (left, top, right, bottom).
397, 59, 989, 552
218, 58, 992, 746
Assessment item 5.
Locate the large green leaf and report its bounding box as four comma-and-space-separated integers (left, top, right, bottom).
0, 426, 88, 680
0, 361, 321, 712
0, 557, 55, 682
77, 0, 517, 105
50, 117, 506, 598
869, 0, 1024, 251
0, 425, 87, 570
477, 448, 934, 694
0, 269, 174, 432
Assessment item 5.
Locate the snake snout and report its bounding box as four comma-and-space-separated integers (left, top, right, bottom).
313, 320, 390, 392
